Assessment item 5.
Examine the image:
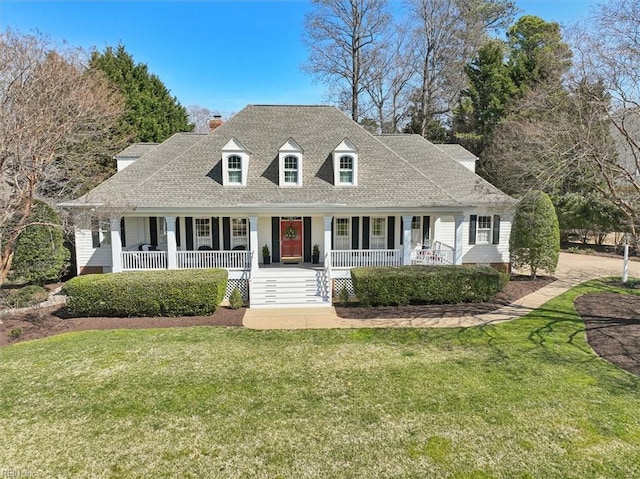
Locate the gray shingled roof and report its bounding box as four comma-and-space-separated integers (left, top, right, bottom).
433, 143, 477, 163
67, 105, 514, 212
114, 142, 160, 158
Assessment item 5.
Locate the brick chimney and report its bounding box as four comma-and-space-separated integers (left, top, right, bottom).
208, 115, 223, 132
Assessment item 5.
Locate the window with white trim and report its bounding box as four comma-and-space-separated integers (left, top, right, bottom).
339, 155, 354, 184
334, 217, 351, 250
194, 218, 212, 250
477, 215, 492, 244
231, 218, 248, 249
283, 156, 299, 184
411, 216, 422, 248
91, 218, 111, 248
227, 155, 242, 184
158, 217, 167, 248
371, 217, 386, 250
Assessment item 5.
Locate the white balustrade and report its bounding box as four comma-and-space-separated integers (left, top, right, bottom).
331, 249, 402, 268
176, 251, 250, 270
121, 251, 167, 270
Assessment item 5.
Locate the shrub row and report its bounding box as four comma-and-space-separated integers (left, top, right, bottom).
351, 265, 508, 307
63, 269, 228, 317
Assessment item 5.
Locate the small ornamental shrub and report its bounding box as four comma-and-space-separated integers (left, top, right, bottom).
510, 191, 560, 279
63, 269, 227, 317
351, 265, 508, 307
338, 285, 350, 305
10, 201, 70, 285
229, 287, 243, 309
3, 285, 49, 308
9, 328, 23, 340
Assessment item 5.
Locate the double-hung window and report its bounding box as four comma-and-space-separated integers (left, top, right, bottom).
194, 218, 212, 250
227, 155, 242, 184
411, 216, 423, 248
334, 217, 351, 250
284, 156, 299, 184
339, 155, 354, 184
477, 216, 492, 244
91, 218, 111, 248
231, 218, 248, 249
371, 217, 386, 250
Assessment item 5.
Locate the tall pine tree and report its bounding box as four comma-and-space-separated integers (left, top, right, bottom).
90, 45, 193, 143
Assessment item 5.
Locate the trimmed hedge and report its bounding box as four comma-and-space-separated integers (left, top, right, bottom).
351, 265, 508, 307
63, 269, 227, 317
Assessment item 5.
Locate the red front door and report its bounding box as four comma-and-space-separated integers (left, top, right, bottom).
281, 220, 303, 261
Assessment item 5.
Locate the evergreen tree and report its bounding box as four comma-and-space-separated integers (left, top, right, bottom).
89, 45, 193, 143
510, 191, 560, 279
454, 39, 517, 155
10, 201, 70, 285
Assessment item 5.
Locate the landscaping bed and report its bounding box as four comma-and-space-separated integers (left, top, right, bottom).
336, 274, 554, 319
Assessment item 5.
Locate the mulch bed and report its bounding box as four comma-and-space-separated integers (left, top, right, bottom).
335, 275, 555, 319
575, 292, 640, 377
0, 306, 245, 348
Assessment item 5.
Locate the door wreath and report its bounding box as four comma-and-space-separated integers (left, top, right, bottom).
284, 224, 298, 240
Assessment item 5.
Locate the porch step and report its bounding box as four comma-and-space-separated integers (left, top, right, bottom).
250, 268, 331, 308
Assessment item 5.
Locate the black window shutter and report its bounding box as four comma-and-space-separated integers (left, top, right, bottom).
271, 217, 280, 263
362, 216, 370, 249
469, 215, 477, 245
175, 217, 181, 247
120, 218, 126, 247
351, 217, 359, 249
303, 217, 312, 262
492, 215, 501, 245
212, 217, 220, 250
149, 217, 158, 246
331, 218, 334, 250
222, 217, 231, 250
399, 217, 403, 245
185, 217, 194, 250
387, 216, 395, 249
423, 216, 430, 243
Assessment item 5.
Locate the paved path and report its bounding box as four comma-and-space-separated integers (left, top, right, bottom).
243, 252, 629, 330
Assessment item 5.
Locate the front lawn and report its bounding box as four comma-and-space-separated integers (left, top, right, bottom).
0, 280, 639, 478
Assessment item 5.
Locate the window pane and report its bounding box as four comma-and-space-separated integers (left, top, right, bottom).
339, 171, 353, 183
228, 171, 242, 183
340, 156, 353, 169
284, 171, 298, 183
477, 216, 492, 244
284, 156, 297, 169
228, 156, 241, 169
231, 218, 248, 249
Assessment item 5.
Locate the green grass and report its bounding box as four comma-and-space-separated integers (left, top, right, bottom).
1, 279, 639, 478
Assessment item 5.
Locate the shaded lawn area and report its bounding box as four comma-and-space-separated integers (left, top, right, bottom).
1, 280, 640, 478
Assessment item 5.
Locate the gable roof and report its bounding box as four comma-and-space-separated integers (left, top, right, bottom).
114, 142, 160, 159
66, 105, 514, 213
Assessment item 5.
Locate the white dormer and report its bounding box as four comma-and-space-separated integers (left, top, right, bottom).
333, 138, 358, 186
222, 138, 250, 186
278, 138, 303, 187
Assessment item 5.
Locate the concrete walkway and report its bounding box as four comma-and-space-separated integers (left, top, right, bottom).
242, 252, 630, 330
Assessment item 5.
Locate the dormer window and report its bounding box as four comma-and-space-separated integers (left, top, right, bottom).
284, 156, 299, 184
278, 138, 303, 187
222, 138, 250, 186
227, 155, 242, 184
339, 155, 354, 183
333, 138, 358, 186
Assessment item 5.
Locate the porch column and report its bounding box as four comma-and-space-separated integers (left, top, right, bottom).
323, 216, 333, 268
110, 217, 122, 273
249, 216, 259, 273
402, 215, 413, 265
454, 215, 464, 265
165, 216, 177, 270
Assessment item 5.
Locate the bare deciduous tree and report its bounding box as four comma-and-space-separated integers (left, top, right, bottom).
187, 104, 222, 133
0, 30, 124, 285
405, 0, 517, 137
303, 0, 392, 122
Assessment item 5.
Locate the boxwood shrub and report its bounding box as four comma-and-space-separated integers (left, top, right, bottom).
63, 269, 228, 317
351, 265, 508, 307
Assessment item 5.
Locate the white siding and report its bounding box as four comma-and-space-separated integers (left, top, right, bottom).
311, 216, 325, 257
123, 217, 146, 249
462, 213, 512, 264
74, 228, 112, 275
436, 216, 456, 249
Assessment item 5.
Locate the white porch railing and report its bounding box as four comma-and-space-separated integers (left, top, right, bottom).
331, 249, 402, 268
121, 251, 167, 270
411, 246, 454, 265
176, 251, 251, 270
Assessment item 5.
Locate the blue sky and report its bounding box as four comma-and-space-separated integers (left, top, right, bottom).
0, 0, 600, 117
